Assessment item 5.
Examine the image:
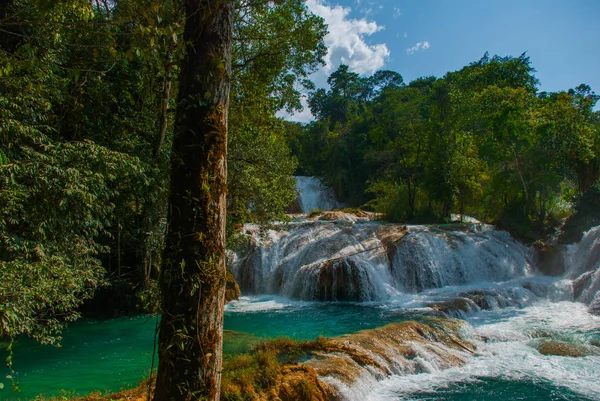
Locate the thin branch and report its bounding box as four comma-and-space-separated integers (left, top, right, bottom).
56, 62, 116, 75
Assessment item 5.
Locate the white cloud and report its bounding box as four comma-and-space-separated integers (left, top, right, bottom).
404, 32, 408, 38
393, 7, 402, 18
306, 0, 390, 75
406, 41, 430, 55
279, 0, 390, 122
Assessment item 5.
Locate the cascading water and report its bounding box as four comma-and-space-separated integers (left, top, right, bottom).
389, 225, 533, 293
293, 176, 341, 212
364, 301, 600, 401
6, 218, 599, 400
231, 216, 536, 302
227, 216, 600, 400
560, 225, 600, 313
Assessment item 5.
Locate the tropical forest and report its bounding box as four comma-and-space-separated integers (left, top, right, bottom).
1, 0, 599, 400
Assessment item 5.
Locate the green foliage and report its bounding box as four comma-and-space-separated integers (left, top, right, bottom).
226, 0, 327, 241
232, 0, 326, 114
291, 53, 600, 234
0, 0, 155, 342
228, 124, 297, 236
365, 181, 409, 221
0, 0, 327, 345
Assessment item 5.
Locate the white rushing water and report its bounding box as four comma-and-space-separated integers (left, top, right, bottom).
294, 176, 341, 212
562, 226, 600, 313
232, 219, 535, 302
229, 220, 600, 400
364, 301, 600, 401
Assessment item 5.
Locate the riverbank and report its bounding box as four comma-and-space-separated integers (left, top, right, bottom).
38, 318, 473, 401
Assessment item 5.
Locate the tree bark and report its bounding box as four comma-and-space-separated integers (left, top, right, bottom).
155, 42, 174, 158
154, 1, 233, 400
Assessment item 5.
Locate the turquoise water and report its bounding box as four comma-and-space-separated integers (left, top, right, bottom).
0, 298, 425, 400
224, 295, 430, 338
1, 297, 599, 401
1, 316, 157, 400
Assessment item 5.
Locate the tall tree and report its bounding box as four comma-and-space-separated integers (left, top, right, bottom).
153, 0, 233, 400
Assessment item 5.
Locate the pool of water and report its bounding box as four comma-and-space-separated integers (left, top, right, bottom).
1, 316, 157, 400
0, 298, 428, 400
224, 295, 432, 338
1, 296, 599, 400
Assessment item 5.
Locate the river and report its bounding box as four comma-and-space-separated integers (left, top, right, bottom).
1, 178, 599, 400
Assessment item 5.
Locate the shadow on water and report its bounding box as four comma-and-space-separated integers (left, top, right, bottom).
395, 377, 597, 401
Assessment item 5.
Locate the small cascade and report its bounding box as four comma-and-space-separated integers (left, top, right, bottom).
364, 301, 600, 401
231, 215, 536, 302
389, 226, 532, 293
306, 319, 475, 400
562, 225, 600, 313
294, 176, 341, 212
234, 219, 394, 301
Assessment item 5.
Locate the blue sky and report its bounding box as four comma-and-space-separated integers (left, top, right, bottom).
286, 0, 600, 121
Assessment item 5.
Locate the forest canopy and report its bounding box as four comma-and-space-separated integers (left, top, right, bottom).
289, 54, 600, 237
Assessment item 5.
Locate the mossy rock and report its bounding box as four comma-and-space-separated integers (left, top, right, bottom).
225, 268, 241, 303
427, 298, 476, 316
223, 330, 261, 355
536, 340, 590, 357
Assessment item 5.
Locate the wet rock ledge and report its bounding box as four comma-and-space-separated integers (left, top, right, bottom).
222, 317, 475, 401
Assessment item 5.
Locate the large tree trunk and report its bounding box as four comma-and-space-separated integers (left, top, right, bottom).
154, 1, 233, 400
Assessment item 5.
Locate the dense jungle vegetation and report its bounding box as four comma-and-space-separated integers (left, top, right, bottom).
1, 0, 599, 363
289, 58, 600, 235
0, 0, 326, 347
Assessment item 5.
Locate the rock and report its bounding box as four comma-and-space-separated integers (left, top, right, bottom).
559, 191, 600, 244
375, 225, 408, 261
225, 269, 241, 303
305, 318, 475, 397
533, 242, 566, 276
536, 340, 591, 357
285, 193, 303, 214
314, 210, 377, 222
589, 292, 600, 315
222, 319, 475, 401
234, 241, 262, 294
459, 290, 495, 310
427, 298, 477, 317
317, 258, 372, 301
428, 290, 522, 318
572, 270, 597, 300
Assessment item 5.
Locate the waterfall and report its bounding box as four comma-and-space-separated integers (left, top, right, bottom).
389, 225, 532, 293
562, 225, 600, 313
294, 176, 340, 212
231, 216, 535, 302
